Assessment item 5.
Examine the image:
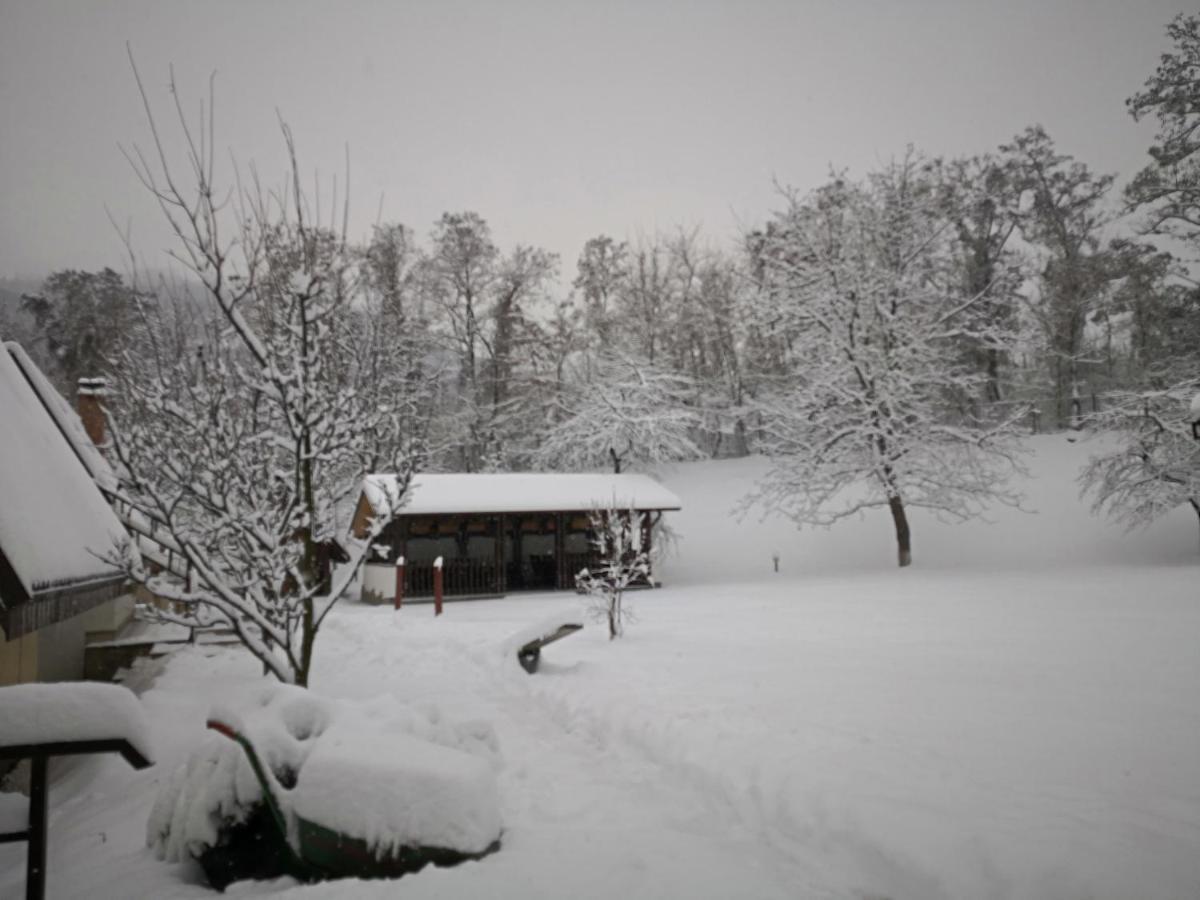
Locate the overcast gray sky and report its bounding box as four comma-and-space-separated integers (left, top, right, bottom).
0, 0, 1189, 282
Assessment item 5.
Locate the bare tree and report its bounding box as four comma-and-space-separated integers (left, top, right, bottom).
1001, 126, 1115, 428
534, 350, 704, 474
1127, 14, 1200, 257
106, 61, 419, 686
744, 157, 1027, 567
936, 155, 1024, 408
575, 504, 650, 640
1080, 380, 1200, 546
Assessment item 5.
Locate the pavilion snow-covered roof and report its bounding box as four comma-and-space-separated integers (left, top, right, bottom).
362, 472, 682, 517
0, 342, 126, 608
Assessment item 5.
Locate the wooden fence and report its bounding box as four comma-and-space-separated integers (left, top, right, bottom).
407, 559, 498, 596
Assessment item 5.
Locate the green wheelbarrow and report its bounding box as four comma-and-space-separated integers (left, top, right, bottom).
205, 717, 501, 884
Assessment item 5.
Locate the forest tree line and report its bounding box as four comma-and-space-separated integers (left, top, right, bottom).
3, 14, 1199, 577
13, 119, 1198, 464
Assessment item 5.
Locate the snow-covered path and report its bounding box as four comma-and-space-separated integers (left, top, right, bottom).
292, 603, 832, 899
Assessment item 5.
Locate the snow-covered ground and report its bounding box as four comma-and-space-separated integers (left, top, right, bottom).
2, 435, 1198, 899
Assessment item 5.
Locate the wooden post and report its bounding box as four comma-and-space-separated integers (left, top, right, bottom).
554, 512, 565, 590
493, 515, 504, 595
26, 754, 47, 900
394, 555, 405, 610
433, 556, 443, 616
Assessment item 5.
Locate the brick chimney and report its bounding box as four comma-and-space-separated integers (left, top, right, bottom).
77, 377, 108, 447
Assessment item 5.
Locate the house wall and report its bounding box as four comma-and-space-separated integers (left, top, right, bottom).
0, 593, 134, 686
79, 592, 135, 642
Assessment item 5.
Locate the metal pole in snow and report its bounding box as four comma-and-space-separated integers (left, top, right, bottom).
394, 556, 405, 610
26, 754, 47, 900
433, 556, 444, 616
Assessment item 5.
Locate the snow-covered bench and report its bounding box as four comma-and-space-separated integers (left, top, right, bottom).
0, 682, 154, 900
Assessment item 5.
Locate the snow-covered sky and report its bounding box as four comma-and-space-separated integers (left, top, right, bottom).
0, 0, 1189, 281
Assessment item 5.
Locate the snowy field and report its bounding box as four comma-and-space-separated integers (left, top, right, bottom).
2, 435, 1199, 899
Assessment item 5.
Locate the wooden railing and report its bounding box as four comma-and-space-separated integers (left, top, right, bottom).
407, 559, 498, 597
564, 552, 601, 588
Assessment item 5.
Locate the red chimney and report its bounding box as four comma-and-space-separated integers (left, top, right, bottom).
77, 377, 108, 447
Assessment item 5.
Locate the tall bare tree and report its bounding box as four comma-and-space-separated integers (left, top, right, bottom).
744, 157, 1027, 567
107, 63, 419, 686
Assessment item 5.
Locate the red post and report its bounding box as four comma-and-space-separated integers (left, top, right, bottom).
433, 556, 444, 616
394, 556, 405, 610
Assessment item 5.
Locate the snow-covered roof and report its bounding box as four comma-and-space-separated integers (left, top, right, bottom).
363, 472, 682, 516
0, 342, 126, 601
5, 342, 116, 492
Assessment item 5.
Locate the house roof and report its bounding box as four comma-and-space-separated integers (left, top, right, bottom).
362, 472, 682, 517
0, 342, 126, 615
5, 342, 116, 492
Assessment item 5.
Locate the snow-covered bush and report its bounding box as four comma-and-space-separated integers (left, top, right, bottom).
575, 504, 650, 640
147, 685, 330, 888
148, 685, 502, 890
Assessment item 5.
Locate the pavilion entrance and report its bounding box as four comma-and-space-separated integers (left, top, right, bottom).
504, 514, 559, 591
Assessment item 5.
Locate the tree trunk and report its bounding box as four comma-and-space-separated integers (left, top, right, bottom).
609, 447, 621, 474
888, 495, 912, 567
1191, 499, 1200, 554
986, 349, 1001, 402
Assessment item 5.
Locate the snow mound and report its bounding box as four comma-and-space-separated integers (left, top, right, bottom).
294, 726, 501, 856
147, 732, 263, 863
0, 682, 153, 762
147, 684, 502, 863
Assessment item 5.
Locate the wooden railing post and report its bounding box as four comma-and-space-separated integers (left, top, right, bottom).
394, 556, 405, 610
433, 556, 443, 616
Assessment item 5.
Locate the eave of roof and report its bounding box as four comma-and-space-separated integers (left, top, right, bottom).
362, 472, 682, 517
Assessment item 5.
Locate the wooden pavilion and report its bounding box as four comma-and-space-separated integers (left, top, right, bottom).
350, 473, 682, 601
